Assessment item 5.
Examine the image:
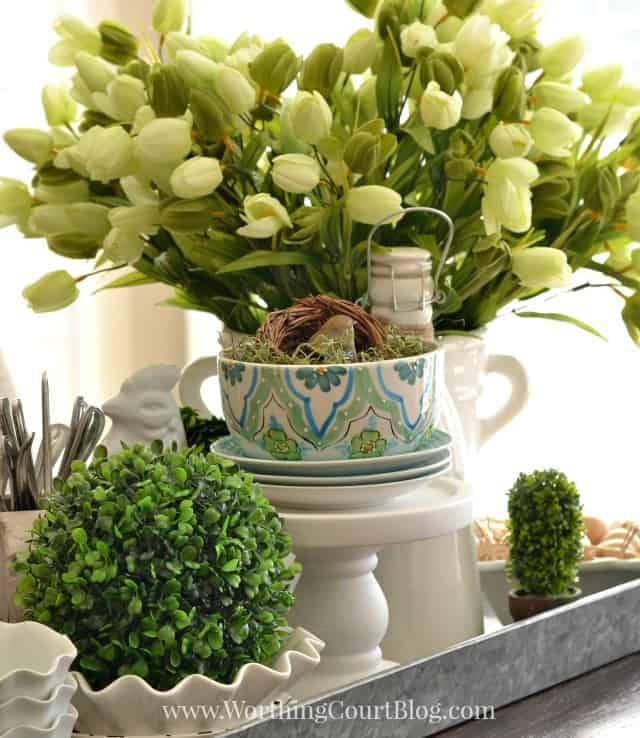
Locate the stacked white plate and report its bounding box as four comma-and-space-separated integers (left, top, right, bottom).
0, 622, 78, 738
212, 429, 453, 510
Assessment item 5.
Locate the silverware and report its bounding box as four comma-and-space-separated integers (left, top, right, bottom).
35, 424, 68, 491
58, 404, 106, 480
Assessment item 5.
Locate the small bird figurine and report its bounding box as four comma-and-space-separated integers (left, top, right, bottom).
101, 365, 186, 455
307, 316, 357, 360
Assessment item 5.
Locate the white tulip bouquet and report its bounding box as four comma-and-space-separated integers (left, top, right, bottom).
2, 0, 640, 343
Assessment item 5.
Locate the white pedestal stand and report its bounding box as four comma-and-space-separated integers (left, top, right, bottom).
281, 478, 472, 700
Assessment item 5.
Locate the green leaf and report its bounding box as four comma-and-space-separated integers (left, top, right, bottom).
376, 36, 402, 129
516, 311, 607, 341
96, 271, 157, 293
401, 119, 435, 154
216, 250, 321, 274
172, 232, 251, 273
622, 292, 640, 347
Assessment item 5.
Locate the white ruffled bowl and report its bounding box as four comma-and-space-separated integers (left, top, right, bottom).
0, 675, 76, 734
72, 627, 324, 735
0, 706, 77, 738
0, 622, 77, 703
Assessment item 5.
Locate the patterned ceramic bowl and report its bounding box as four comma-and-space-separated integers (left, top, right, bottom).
218, 348, 442, 461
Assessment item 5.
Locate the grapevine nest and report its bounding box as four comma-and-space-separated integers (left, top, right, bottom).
256, 295, 387, 355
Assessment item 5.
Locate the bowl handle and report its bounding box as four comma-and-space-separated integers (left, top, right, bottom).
179, 356, 218, 418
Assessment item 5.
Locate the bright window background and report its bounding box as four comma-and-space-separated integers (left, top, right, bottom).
0, 1, 638, 521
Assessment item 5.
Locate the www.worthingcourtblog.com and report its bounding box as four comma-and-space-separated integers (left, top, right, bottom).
162, 700, 496, 725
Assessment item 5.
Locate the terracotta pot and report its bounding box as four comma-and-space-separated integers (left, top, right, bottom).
508, 587, 582, 622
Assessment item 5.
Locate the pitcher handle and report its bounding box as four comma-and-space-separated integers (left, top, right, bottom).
179, 356, 218, 418
478, 354, 529, 448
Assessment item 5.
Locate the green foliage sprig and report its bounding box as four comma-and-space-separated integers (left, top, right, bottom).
180, 407, 229, 450
14, 443, 299, 690
506, 469, 584, 596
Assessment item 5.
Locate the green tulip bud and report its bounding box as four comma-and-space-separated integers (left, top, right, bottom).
493, 0, 543, 39
343, 29, 379, 75
301, 44, 344, 99
626, 190, 640, 242
621, 170, 640, 203
622, 291, 640, 347
250, 39, 299, 96
494, 66, 527, 123
152, 0, 186, 34
103, 227, 145, 264
489, 122, 533, 159
88, 126, 135, 182
160, 197, 216, 232
93, 74, 147, 122
531, 179, 572, 220
175, 50, 219, 90
214, 64, 257, 115
357, 76, 378, 123
444, 158, 474, 180
539, 35, 586, 79
401, 22, 437, 60
444, 0, 482, 16
583, 166, 622, 219
289, 91, 333, 145
98, 20, 139, 65
582, 64, 624, 101
189, 90, 228, 143
170, 156, 223, 199
578, 102, 630, 136
49, 15, 101, 67
4, 129, 54, 166
109, 203, 161, 235
135, 117, 192, 165
512, 247, 572, 289
531, 108, 582, 158
149, 65, 189, 118
420, 51, 464, 95
344, 131, 380, 174
34, 179, 90, 205
346, 185, 403, 225
236, 193, 292, 238
75, 51, 115, 93
420, 81, 462, 130
613, 84, 640, 107
29, 202, 110, 239
42, 83, 77, 127
531, 81, 589, 115
48, 233, 100, 259
345, 0, 380, 18
129, 106, 155, 135
121, 59, 151, 83
272, 154, 321, 193
0, 178, 32, 228
511, 38, 543, 74
482, 158, 539, 235
376, 0, 404, 43
23, 270, 79, 312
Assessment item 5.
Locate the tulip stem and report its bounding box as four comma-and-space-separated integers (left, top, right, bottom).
313, 147, 339, 196
76, 264, 126, 284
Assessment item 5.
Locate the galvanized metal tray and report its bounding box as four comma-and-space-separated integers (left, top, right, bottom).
76, 566, 640, 738
219, 567, 640, 738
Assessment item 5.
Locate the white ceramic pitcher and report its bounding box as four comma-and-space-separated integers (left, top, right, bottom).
440, 332, 529, 476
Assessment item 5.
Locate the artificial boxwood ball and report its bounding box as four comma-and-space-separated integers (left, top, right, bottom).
15, 443, 299, 690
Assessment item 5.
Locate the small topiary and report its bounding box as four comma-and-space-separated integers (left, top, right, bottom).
506, 469, 584, 596
14, 443, 299, 690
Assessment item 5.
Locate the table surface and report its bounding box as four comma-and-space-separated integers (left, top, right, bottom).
439, 652, 640, 738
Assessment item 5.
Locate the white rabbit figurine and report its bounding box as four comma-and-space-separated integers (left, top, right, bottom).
101, 365, 186, 456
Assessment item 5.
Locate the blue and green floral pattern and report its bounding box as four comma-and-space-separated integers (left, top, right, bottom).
350, 430, 387, 458
394, 358, 425, 386
262, 429, 301, 460
222, 361, 246, 386
296, 366, 347, 392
